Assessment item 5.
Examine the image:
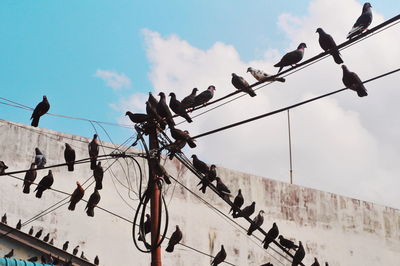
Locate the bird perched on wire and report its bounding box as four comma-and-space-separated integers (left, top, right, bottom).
68, 182, 85, 211
64, 143, 76, 172
125, 111, 148, 124
216, 177, 231, 196
292, 241, 305, 266
49, 238, 54, 245
166, 139, 187, 160
88, 134, 100, 170
247, 210, 265, 236
0, 161, 8, 175
94, 255, 100, 265
316, 28, 343, 64
62, 241, 69, 251
35, 170, 54, 198
231, 73, 257, 97
72, 245, 79, 256
34, 148, 46, 169
181, 88, 198, 110
148, 92, 159, 106
198, 164, 216, 194
311, 257, 320, 266
43, 233, 50, 243
341, 65, 368, 97
146, 101, 167, 129
274, 43, 307, 73
16, 219, 22, 230
166, 225, 183, 253
229, 189, 244, 217
35, 229, 43, 239
169, 92, 193, 123
23, 163, 37, 194
278, 235, 298, 251
247, 67, 285, 83
4, 249, 14, 258
193, 85, 216, 107
94, 162, 104, 190
211, 245, 227, 266
170, 126, 196, 148
30, 96, 50, 127
234, 201, 255, 218
347, 2, 372, 39
191, 155, 209, 175
28, 226, 34, 235
138, 214, 151, 241
86, 189, 101, 217
80, 251, 88, 261
157, 92, 175, 127
1, 213, 7, 224
262, 223, 279, 249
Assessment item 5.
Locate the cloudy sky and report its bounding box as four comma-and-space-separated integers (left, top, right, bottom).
1, 0, 400, 209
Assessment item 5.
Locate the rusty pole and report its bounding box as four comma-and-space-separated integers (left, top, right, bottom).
148, 124, 162, 266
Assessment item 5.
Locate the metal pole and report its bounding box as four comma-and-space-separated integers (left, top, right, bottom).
287, 110, 293, 184
148, 124, 162, 266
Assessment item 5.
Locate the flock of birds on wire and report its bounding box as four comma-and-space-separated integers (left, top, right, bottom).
0, 3, 373, 266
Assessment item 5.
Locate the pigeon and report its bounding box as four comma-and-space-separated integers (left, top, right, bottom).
64, 143, 76, 172
247, 210, 265, 236
86, 189, 101, 217
138, 214, 151, 241
28, 226, 34, 235
148, 92, 159, 107
16, 219, 22, 230
170, 126, 196, 148
198, 175, 210, 194
125, 111, 148, 124
80, 251, 88, 261
316, 28, 343, 64
274, 43, 307, 73
68, 182, 85, 211
342, 65, 368, 97
0, 161, 8, 175
62, 241, 69, 251
34, 170, 54, 198
166, 139, 187, 160
155, 162, 172, 185
157, 92, 175, 127
40, 254, 47, 264
94, 255, 100, 265
94, 162, 104, 190
23, 163, 37, 194
34, 148, 47, 169
35, 229, 43, 238
30, 96, 50, 127
247, 67, 285, 83
4, 249, 14, 258
261, 263, 273, 266
278, 235, 298, 251
231, 73, 256, 97
262, 223, 279, 249
292, 241, 305, 266
146, 101, 167, 129
216, 177, 231, 195
28, 256, 38, 262
88, 134, 100, 170
347, 2, 373, 39
311, 257, 320, 266
165, 225, 183, 253
72, 245, 79, 256
181, 88, 198, 110
193, 85, 216, 107
49, 238, 54, 245
211, 245, 226, 266
229, 189, 244, 216
169, 92, 193, 123
234, 201, 255, 218
325, 263, 329, 266
191, 155, 209, 175
43, 233, 50, 242
1, 213, 7, 224
198, 164, 216, 193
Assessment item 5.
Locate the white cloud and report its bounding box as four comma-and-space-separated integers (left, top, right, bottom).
116, 0, 400, 209
94, 69, 131, 90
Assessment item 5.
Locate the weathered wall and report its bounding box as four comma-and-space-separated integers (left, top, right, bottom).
0, 119, 399, 266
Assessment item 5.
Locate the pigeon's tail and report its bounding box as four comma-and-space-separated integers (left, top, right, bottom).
95, 181, 103, 190
86, 207, 95, 217
182, 113, 193, 123
275, 77, 286, 82
331, 51, 344, 64
23, 184, 31, 194
67, 163, 74, 172
31, 116, 40, 127
347, 26, 364, 39
247, 89, 257, 97
165, 245, 175, 253
357, 87, 368, 97
90, 158, 97, 170
163, 175, 172, 185
35, 189, 43, 198
166, 118, 176, 128
68, 202, 76, 211
187, 139, 197, 148
247, 229, 254, 236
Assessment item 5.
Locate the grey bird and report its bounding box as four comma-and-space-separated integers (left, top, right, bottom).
43, 233, 50, 243
262, 223, 279, 249
80, 251, 88, 261
325, 263, 329, 266
247, 67, 285, 83
148, 92, 159, 107
138, 214, 151, 241
62, 241, 69, 251
64, 143, 76, 171
316, 28, 343, 64
94, 255, 99, 265
278, 235, 298, 251
88, 134, 99, 170
274, 43, 307, 73
193, 85, 216, 107
28, 226, 34, 235
166, 139, 187, 160
181, 88, 198, 110
4, 249, 14, 258
170, 126, 196, 148
49, 238, 54, 245
86, 189, 101, 217
157, 92, 175, 127
347, 3, 372, 39
94, 162, 104, 190
1, 213, 7, 224
169, 92, 192, 123
125, 111, 148, 124
211, 245, 226, 266
35, 229, 43, 238
146, 101, 167, 129
72, 245, 79, 256
16, 219, 22, 230
34, 170, 54, 198
198, 164, 216, 193
231, 73, 256, 97
216, 177, 231, 195
165, 225, 183, 253
247, 210, 265, 236
23, 163, 37, 194
311, 257, 320, 266
30, 96, 50, 127
0, 161, 8, 175
229, 189, 244, 216
34, 148, 47, 169
191, 155, 209, 175
291, 241, 305, 266
234, 201, 255, 218
342, 65, 368, 97
68, 182, 85, 211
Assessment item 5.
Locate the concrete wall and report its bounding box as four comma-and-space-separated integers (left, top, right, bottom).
0, 119, 399, 266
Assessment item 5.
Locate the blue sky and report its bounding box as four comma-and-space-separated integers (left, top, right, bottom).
0, 0, 398, 144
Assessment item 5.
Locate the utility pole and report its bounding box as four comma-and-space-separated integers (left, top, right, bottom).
148, 124, 162, 266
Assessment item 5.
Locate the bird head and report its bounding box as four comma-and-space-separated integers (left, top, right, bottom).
35, 148, 42, 155
246, 67, 253, 73
191, 154, 196, 159
278, 235, 283, 239
43, 96, 47, 100
97, 161, 101, 166
232, 73, 238, 77
169, 92, 176, 97
364, 2, 372, 10
208, 85, 216, 91
238, 189, 241, 193
76, 181, 81, 186
316, 28, 323, 34
298, 43, 307, 49
341, 65, 349, 72
48, 170, 52, 174
176, 225, 180, 230
192, 88, 198, 92
158, 92, 165, 98
93, 134, 98, 139
210, 164, 216, 169
259, 210, 265, 215
125, 111, 130, 116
